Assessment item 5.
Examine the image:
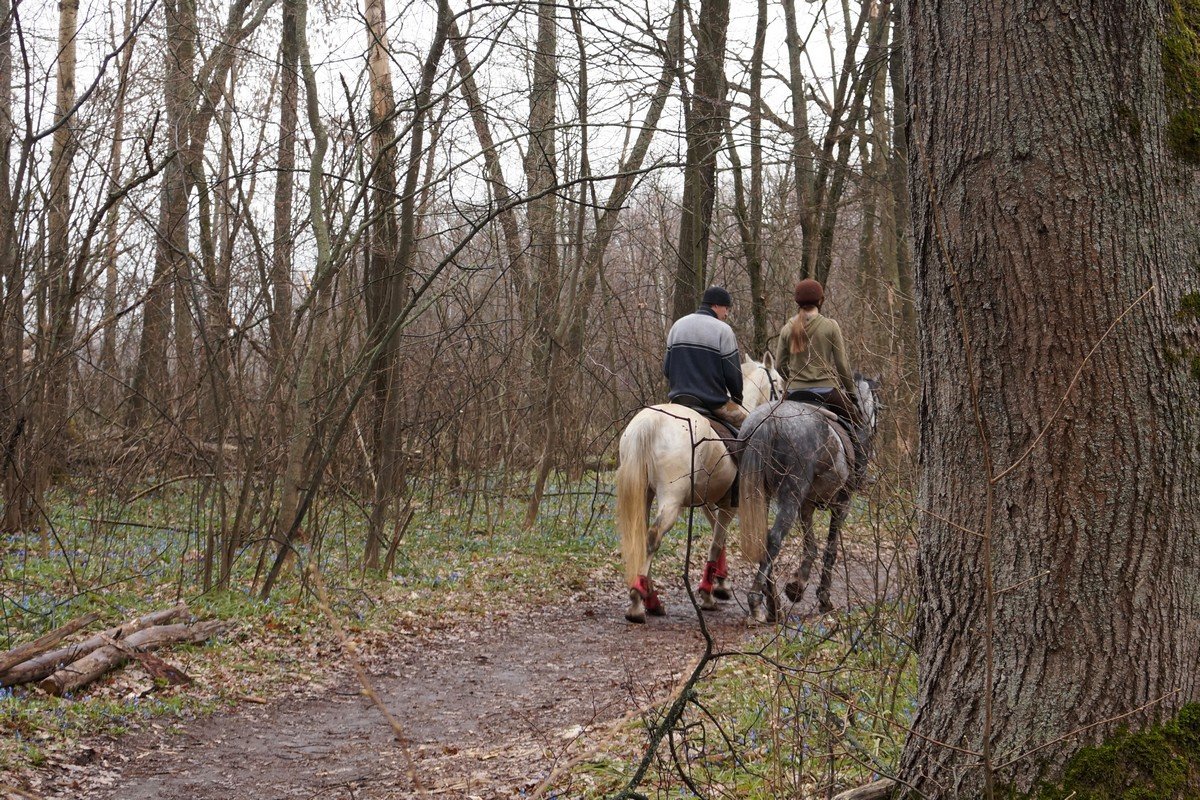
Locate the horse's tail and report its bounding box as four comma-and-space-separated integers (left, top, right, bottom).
617, 419, 653, 585
738, 431, 769, 565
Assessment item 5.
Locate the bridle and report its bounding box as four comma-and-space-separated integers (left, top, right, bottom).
760, 363, 781, 402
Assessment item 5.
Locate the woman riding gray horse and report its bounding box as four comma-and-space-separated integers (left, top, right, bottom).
734, 375, 879, 623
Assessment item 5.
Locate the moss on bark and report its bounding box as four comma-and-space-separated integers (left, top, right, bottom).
1165, 0, 1200, 164
1021, 704, 1200, 799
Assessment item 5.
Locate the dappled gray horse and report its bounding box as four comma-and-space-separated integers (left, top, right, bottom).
734, 376, 879, 622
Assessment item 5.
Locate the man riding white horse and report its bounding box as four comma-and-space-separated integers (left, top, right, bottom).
658, 285, 745, 606
663, 286, 747, 434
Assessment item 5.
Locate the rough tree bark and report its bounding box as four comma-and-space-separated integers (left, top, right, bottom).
899, 1, 1200, 796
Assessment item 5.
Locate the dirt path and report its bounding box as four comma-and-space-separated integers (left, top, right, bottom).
33, 555, 892, 800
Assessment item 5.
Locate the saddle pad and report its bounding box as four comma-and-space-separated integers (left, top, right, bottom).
813, 407, 854, 470
707, 419, 737, 442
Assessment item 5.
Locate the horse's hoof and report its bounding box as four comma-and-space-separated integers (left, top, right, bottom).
785, 581, 805, 603
699, 591, 718, 611
626, 589, 646, 623
818, 596, 833, 614
712, 580, 733, 601
749, 605, 773, 625
648, 601, 666, 617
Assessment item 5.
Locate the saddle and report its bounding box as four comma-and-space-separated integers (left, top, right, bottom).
669, 395, 739, 441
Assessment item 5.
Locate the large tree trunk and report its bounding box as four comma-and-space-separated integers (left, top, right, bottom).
899, 2, 1200, 796
671, 0, 730, 320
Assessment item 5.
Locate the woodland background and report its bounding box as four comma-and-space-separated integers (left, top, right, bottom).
0, 0, 914, 587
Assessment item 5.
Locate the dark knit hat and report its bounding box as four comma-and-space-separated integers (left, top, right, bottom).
702, 286, 733, 307
794, 279, 824, 308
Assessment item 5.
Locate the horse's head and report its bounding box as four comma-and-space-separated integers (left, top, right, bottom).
741, 353, 784, 411
853, 373, 882, 447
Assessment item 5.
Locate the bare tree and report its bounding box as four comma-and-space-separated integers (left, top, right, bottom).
672, 0, 731, 320
522, 0, 563, 526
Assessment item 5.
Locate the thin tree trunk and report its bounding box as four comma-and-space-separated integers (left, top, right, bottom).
813, 1, 884, 284
522, 0, 562, 528
260, 0, 339, 598
672, 0, 731, 321
563, 0, 683, 358
781, 0, 816, 278
364, 0, 452, 569
448, 12, 527, 297
888, 3, 915, 344
100, 0, 136, 410
128, 0, 194, 429
128, 0, 270, 430
243, 0, 299, 590
269, 0, 298, 367
42, 0, 80, 482
0, 0, 26, 533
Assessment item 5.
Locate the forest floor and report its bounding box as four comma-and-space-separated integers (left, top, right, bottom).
3, 481, 910, 800
13, 565, 882, 800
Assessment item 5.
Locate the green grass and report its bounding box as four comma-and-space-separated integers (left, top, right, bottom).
0, 473, 621, 771
1, 472, 918, 796
551, 600, 916, 799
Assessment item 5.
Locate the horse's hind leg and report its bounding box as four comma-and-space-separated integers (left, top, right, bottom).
630, 497, 682, 619
697, 506, 734, 610
816, 500, 848, 613
785, 504, 818, 603
749, 494, 798, 624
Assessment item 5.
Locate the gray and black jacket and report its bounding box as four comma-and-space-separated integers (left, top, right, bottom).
663, 306, 743, 409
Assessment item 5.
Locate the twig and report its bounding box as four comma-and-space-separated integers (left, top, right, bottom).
308, 565, 425, 795
990, 285, 1154, 485
126, 474, 216, 503
995, 689, 1179, 770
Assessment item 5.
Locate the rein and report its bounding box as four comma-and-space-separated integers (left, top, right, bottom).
760, 364, 780, 402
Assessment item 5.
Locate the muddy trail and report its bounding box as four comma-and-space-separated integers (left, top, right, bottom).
34, 559, 889, 800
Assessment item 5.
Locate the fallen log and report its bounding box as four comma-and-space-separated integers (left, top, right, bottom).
0, 611, 102, 674
39, 620, 223, 697
0, 605, 188, 687
831, 778, 897, 800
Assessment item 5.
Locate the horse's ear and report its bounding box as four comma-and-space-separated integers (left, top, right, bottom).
762, 351, 775, 370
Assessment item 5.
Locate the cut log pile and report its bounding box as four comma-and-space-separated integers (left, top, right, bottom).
0, 605, 224, 696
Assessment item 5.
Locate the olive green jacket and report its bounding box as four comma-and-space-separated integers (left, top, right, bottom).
772, 312, 858, 401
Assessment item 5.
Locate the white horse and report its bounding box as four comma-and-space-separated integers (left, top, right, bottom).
616, 356, 783, 623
